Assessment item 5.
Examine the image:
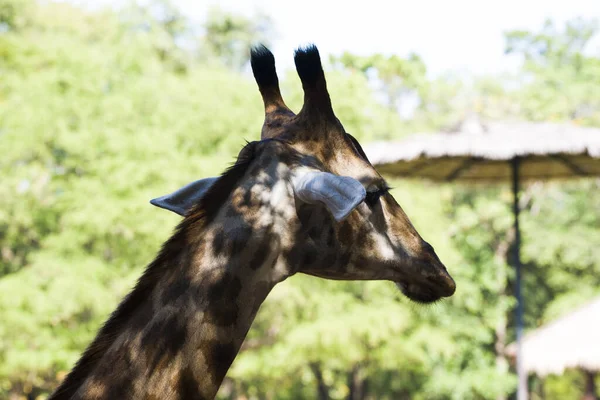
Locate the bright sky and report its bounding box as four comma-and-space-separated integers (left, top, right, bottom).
77, 0, 600, 77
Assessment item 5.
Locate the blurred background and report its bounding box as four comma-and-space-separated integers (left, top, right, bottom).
0, 0, 599, 399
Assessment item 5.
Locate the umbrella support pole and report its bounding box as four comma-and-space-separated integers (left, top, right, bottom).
584, 370, 598, 400
512, 157, 527, 400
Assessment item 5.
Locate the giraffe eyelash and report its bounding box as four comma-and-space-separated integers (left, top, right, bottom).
365, 187, 390, 207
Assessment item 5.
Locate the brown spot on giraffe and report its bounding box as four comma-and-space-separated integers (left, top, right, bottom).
203, 340, 238, 384
203, 273, 242, 327
49, 44, 455, 400
176, 367, 206, 400
247, 231, 276, 270
140, 310, 188, 373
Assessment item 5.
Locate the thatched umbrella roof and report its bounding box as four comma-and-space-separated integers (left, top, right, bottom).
364, 116, 600, 182
506, 296, 600, 376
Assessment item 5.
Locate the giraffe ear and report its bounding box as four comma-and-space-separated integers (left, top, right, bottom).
293, 171, 366, 222
150, 177, 219, 216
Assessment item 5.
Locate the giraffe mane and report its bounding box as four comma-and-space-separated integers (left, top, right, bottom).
346, 133, 372, 163
185, 140, 262, 223
50, 140, 263, 399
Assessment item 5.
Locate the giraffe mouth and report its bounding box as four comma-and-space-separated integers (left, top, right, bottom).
392, 256, 456, 304
394, 276, 455, 304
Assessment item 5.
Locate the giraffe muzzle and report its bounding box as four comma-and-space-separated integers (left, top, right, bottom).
394, 266, 456, 303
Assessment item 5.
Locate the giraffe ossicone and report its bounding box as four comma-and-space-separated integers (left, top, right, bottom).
50, 44, 455, 400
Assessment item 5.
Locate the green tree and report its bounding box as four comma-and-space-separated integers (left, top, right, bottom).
331, 52, 427, 114
505, 18, 600, 125
200, 6, 275, 71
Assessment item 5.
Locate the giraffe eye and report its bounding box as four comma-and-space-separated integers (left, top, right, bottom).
365, 188, 388, 208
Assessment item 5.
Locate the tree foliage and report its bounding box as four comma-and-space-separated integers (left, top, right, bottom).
505, 18, 600, 125
0, 2, 598, 399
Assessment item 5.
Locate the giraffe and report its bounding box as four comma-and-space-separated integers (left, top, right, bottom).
49, 44, 456, 400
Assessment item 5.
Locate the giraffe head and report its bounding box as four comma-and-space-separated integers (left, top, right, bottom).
151, 45, 455, 303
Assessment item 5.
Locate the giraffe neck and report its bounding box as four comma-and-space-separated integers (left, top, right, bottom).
50, 176, 295, 399
59, 228, 281, 400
